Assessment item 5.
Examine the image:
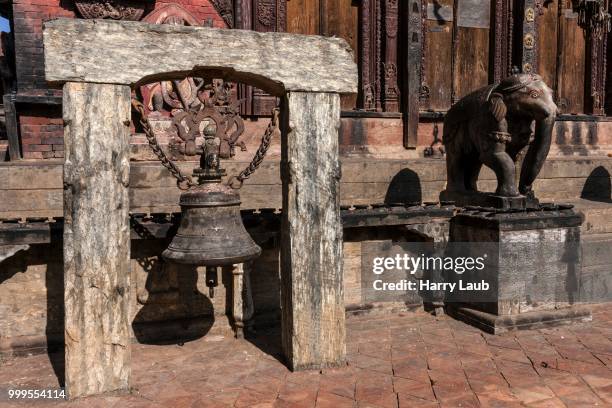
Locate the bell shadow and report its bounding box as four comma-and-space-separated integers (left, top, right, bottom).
131, 240, 214, 345
130, 218, 213, 344
581, 165, 612, 203
385, 168, 423, 205
242, 246, 285, 364
46, 245, 65, 387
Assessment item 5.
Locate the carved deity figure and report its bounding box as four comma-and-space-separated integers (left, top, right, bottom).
442, 73, 558, 201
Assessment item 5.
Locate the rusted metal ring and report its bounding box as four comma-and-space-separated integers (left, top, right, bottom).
227, 176, 243, 190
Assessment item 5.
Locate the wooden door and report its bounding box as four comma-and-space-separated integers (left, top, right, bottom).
453, 0, 491, 102
557, 2, 586, 114
420, 0, 493, 112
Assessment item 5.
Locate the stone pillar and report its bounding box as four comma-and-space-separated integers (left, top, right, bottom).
280, 91, 346, 370
62, 82, 131, 398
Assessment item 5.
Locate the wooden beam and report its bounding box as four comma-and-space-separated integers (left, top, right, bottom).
3, 93, 20, 161
62, 82, 131, 398
280, 91, 346, 370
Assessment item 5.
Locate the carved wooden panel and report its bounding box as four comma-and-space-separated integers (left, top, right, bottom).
492, 0, 513, 83
356, 0, 400, 112
586, 29, 607, 115
402, 0, 423, 147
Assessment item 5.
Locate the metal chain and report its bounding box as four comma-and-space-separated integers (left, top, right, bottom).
227, 108, 280, 189
132, 99, 279, 191
132, 99, 195, 190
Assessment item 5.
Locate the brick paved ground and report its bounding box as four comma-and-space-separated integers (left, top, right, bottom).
1, 307, 612, 407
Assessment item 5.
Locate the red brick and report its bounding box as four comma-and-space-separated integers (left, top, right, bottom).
510, 384, 556, 404
23, 144, 51, 152
526, 397, 567, 407
475, 389, 522, 407
22, 151, 43, 159
439, 393, 479, 408
19, 116, 49, 125
393, 377, 435, 402
315, 392, 355, 408
42, 137, 64, 145
21, 137, 42, 145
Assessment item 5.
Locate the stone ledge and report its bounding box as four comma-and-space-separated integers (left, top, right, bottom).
446, 304, 593, 334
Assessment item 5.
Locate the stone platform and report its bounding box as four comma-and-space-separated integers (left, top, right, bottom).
445, 204, 588, 333
1, 307, 611, 407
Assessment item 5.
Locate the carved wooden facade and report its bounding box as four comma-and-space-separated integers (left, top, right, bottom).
48, 0, 612, 121
4, 0, 612, 162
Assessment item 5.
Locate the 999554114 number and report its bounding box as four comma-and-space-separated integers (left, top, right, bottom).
6, 389, 66, 400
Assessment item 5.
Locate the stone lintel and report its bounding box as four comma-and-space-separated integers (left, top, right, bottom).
43, 19, 358, 95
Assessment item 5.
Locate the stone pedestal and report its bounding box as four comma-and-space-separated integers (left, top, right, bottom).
445, 205, 591, 334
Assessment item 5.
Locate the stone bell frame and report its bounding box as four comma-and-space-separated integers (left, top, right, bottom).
43, 19, 357, 398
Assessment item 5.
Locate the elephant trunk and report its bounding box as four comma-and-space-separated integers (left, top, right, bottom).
519, 115, 555, 195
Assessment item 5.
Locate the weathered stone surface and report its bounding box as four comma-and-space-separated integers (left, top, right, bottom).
43, 19, 357, 95
449, 209, 584, 318
280, 91, 345, 370
62, 82, 131, 398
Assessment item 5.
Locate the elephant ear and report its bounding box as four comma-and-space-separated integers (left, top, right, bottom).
489, 92, 507, 123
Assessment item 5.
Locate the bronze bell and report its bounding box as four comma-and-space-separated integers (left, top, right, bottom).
162, 182, 261, 265
162, 121, 261, 266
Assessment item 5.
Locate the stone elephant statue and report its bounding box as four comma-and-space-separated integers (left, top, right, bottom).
443, 73, 558, 198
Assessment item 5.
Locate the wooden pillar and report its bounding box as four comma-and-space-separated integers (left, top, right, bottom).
62, 82, 131, 398
401, 0, 423, 148
280, 91, 345, 371
4, 93, 21, 161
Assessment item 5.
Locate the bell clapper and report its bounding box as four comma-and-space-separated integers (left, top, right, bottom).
206, 266, 218, 298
